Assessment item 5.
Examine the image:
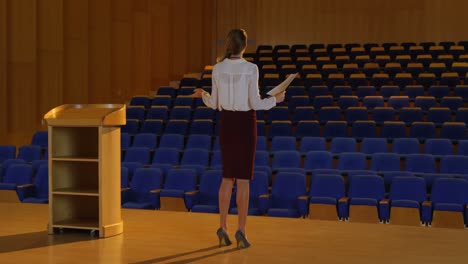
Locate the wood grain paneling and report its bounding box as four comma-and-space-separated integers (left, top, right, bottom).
0, 0, 7, 136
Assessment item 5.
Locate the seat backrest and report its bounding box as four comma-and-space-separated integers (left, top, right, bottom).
405, 154, 436, 173
424, 138, 453, 156
348, 175, 385, 200
370, 153, 401, 171
34, 165, 49, 198
271, 172, 307, 208
270, 136, 297, 153
392, 138, 420, 155
272, 151, 301, 169
299, 137, 326, 153
304, 151, 333, 171
159, 134, 184, 150
152, 148, 180, 165
186, 135, 212, 150
309, 174, 345, 200
330, 137, 356, 154
198, 170, 223, 205
132, 133, 158, 149
337, 152, 367, 170
0, 145, 16, 163
4, 164, 33, 185
439, 155, 468, 174
164, 169, 197, 191
17, 145, 42, 162
31, 131, 48, 148
431, 178, 468, 205
360, 138, 388, 154
121, 167, 129, 188
123, 147, 151, 164
181, 149, 209, 166
131, 168, 163, 192
389, 176, 426, 203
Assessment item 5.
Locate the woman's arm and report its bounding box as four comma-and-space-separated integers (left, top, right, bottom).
248, 66, 283, 110
193, 76, 218, 110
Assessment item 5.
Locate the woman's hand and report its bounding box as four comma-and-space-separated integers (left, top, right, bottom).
275, 91, 286, 103
191, 88, 204, 98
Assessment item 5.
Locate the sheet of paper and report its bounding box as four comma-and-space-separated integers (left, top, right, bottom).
266, 73, 298, 96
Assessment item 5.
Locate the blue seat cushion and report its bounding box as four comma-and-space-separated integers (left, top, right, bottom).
391, 200, 420, 209
350, 198, 378, 206
434, 203, 464, 212
160, 189, 185, 198
22, 197, 48, 204
122, 202, 154, 209
0, 183, 16, 190
310, 196, 337, 205
191, 205, 219, 213
267, 208, 301, 218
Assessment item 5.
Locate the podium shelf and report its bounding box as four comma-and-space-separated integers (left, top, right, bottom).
53, 188, 99, 196
53, 218, 99, 230
52, 157, 99, 162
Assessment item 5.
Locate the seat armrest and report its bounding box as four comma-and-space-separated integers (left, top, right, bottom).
185, 190, 199, 196
17, 184, 34, 189
298, 195, 310, 217
16, 184, 35, 201
258, 194, 271, 214
421, 201, 433, 224
150, 189, 161, 194
121, 187, 130, 192
379, 199, 390, 222
338, 197, 350, 219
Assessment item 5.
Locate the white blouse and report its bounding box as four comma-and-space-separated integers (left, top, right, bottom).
202, 58, 276, 111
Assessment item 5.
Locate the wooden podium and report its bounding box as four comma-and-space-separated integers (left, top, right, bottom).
44, 104, 126, 238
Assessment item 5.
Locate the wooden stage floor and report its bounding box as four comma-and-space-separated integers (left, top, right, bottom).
0, 203, 467, 264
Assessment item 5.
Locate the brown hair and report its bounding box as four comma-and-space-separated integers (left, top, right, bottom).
219, 29, 247, 62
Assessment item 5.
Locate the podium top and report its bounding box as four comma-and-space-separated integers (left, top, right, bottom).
44, 104, 126, 127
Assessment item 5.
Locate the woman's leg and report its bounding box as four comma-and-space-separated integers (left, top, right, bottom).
236, 179, 250, 234
219, 178, 234, 231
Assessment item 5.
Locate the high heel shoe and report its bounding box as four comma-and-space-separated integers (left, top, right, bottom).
235, 230, 251, 249
216, 228, 232, 247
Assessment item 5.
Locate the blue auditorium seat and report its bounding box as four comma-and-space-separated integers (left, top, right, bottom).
151, 148, 180, 175
304, 151, 336, 175
308, 175, 346, 220
381, 121, 407, 140
139, 119, 164, 135
130, 96, 151, 109
146, 106, 168, 121
229, 171, 269, 216
352, 120, 377, 139
180, 149, 210, 176
159, 169, 198, 211
31, 131, 48, 149
392, 138, 420, 157
360, 138, 388, 155
121, 168, 163, 209
185, 135, 212, 151
17, 145, 42, 162
132, 133, 158, 150
323, 121, 348, 139
19, 165, 49, 204
388, 177, 428, 225
187, 170, 223, 213
270, 136, 297, 154
424, 139, 454, 158
330, 137, 356, 156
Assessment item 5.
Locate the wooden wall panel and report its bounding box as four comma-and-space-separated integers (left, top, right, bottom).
38, 0, 63, 119
132, 3, 151, 95
0, 0, 7, 136
8, 0, 37, 132
149, 0, 171, 88
63, 0, 88, 104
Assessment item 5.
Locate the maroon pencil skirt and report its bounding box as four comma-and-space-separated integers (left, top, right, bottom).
219, 110, 257, 180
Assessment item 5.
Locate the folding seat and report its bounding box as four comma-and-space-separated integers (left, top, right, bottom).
322, 64, 339, 79
259, 172, 308, 218
393, 73, 413, 88
342, 63, 359, 78
307, 85, 328, 98
270, 136, 297, 154
388, 46, 406, 60
370, 73, 390, 88
334, 56, 350, 69
439, 41, 455, 51
440, 155, 468, 175
337, 95, 359, 110
0, 164, 33, 202
179, 77, 198, 87
256, 120, 266, 137
262, 73, 281, 87
455, 108, 468, 124
394, 55, 411, 68
381, 121, 406, 139
448, 46, 465, 59
271, 150, 302, 173
269, 121, 292, 138
388, 177, 427, 225
380, 86, 400, 100
121, 167, 129, 188
318, 106, 342, 124
428, 62, 447, 78
1, 159, 26, 178
130, 96, 151, 109
398, 107, 424, 125
304, 73, 323, 87
180, 148, 210, 176
193, 106, 216, 120
451, 62, 468, 78
158, 168, 198, 211
337, 152, 367, 174
292, 106, 315, 124
17, 145, 42, 162
164, 120, 189, 135
174, 96, 194, 108
332, 85, 352, 98
323, 121, 348, 139
286, 86, 306, 99
457, 140, 468, 155
454, 85, 468, 102
405, 154, 436, 175
122, 147, 151, 176
199, 75, 212, 87
186, 170, 223, 213
255, 110, 265, 121
344, 107, 367, 123
159, 134, 184, 151
267, 106, 289, 123
308, 175, 346, 220
362, 96, 384, 110
384, 62, 402, 78
186, 134, 212, 151
300, 64, 319, 78
132, 133, 158, 150
417, 73, 437, 88
409, 46, 425, 59
401, 42, 416, 51
360, 138, 388, 155
427, 107, 452, 126
139, 119, 164, 135
372, 107, 395, 125
424, 138, 454, 158
428, 85, 450, 100
31, 131, 48, 149
229, 171, 270, 216
177, 86, 196, 96
436, 54, 454, 66
392, 138, 421, 157
189, 119, 213, 135
439, 72, 460, 87
18, 164, 49, 203
122, 119, 140, 135
342, 175, 387, 223
369, 47, 386, 59
409, 122, 436, 140
255, 150, 270, 170
349, 45, 365, 57
361, 63, 380, 78
459, 54, 468, 62
403, 85, 425, 100
370, 152, 401, 173
415, 54, 433, 69
169, 106, 192, 120
349, 73, 368, 88
414, 96, 437, 112
406, 63, 424, 78
440, 122, 468, 141
210, 151, 222, 169
121, 168, 163, 209
299, 137, 326, 155
440, 96, 463, 112
304, 151, 336, 175
428, 46, 445, 58
425, 178, 468, 228
356, 86, 377, 99
353, 120, 378, 140
157, 86, 176, 98
388, 96, 410, 111
126, 106, 146, 120
330, 137, 356, 156
312, 95, 334, 109
146, 106, 168, 121
0, 145, 16, 163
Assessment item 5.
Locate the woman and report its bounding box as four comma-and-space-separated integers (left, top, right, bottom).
192, 29, 285, 249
